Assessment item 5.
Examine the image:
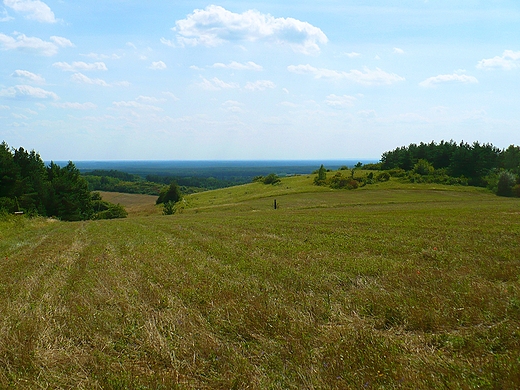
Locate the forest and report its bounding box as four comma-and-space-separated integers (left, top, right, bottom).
0, 142, 126, 221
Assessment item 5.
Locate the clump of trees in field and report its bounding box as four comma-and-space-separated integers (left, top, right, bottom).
156, 181, 183, 215
0, 142, 127, 220
252, 173, 282, 185
314, 164, 390, 189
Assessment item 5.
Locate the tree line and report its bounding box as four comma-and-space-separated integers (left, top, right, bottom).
0, 142, 126, 221
379, 140, 520, 195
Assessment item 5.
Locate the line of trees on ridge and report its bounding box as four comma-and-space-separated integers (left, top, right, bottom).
314, 141, 520, 197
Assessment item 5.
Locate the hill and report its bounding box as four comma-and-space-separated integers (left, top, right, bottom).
1, 175, 519, 388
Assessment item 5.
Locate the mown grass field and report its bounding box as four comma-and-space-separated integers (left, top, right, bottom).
1, 175, 519, 389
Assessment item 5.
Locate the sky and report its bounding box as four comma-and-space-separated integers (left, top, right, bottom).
1, 0, 519, 161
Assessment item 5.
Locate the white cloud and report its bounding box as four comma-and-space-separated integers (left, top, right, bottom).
162, 91, 180, 101
81, 52, 121, 60
287, 64, 405, 86
211, 61, 263, 71
0, 105, 10, 110
53, 61, 108, 72
50, 36, 74, 48
11, 69, 45, 84
4, 0, 56, 23
325, 94, 356, 109
358, 109, 376, 118
344, 52, 361, 58
149, 61, 167, 70
197, 77, 240, 91
393, 47, 404, 54
112, 101, 163, 112
52, 102, 97, 110
245, 80, 276, 91
170, 5, 328, 54
0, 84, 58, 99
477, 50, 520, 70
1, 8, 14, 21
222, 100, 244, 113
0, 32, 72, 55
136, 95, 166, 104
70, 72, 110, 87
419, 73, 478, 87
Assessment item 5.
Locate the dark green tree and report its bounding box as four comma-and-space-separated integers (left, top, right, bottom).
156, 181, 182, 204
45, 161, 93, 221
314, 164, 327, 185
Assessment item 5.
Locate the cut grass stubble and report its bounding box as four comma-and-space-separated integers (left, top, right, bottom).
0, 179, 519, 388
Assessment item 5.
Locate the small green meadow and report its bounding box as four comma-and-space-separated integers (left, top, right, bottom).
1, 175, 519, 389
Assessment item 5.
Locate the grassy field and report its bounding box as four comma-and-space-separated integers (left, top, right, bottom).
1, 175, 519, 389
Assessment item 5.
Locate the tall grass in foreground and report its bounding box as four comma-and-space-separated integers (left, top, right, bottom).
0, 184, 519, 388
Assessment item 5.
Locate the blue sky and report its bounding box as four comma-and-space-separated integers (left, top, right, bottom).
1, 0, 519, 160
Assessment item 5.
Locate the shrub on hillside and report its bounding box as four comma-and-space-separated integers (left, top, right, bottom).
262, 173, 281, 185
377, 172, 391, 182
497, 171, 517, 197
91, 193, 127, 219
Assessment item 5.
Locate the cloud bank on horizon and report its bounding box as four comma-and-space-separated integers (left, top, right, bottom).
1, 0, 519, 160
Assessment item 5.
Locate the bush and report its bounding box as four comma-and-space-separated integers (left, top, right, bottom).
93, 204, 127, 219
163, 201, 176, 215
263, 173, 281, 185
413, 159, 435, 176
377, 172, 391, 182
497, 171, 517, 197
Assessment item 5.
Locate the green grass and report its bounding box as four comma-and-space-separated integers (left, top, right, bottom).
1, 175, 519, 388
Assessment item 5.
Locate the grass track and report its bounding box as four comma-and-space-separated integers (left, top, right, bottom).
1, 178, 519, 388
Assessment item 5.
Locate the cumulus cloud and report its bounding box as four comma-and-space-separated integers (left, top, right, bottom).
477, 50, 520, 70
53, 61, 108, 72
222, 100, 244, 113
149, 61, 167, 70
52, 102, 97, 110
0, 84, 58, 99
50, 36, 74, 48
244, 80, 276, 91
81, 52, 122, 60
1, 8, 14, 21
11, 69, 45, 84
169, 5, 328, 54
4, 0, 56, 23
287, 64, 405, 86
71, 72, 109, 86
0, 32, 72, 55
197, 77, 240, 91
112, 101, 163, 112
211, 61, 263, 71
136, 95, 166, 104
162, 91, 180, 101
325, 94, 356, 109
419, 73, 478, 87
70, 73, 130, 87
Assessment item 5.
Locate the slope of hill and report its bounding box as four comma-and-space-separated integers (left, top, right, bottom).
1, 176, 519, 388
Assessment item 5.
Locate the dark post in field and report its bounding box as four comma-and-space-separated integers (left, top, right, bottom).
274, 199, 277, 209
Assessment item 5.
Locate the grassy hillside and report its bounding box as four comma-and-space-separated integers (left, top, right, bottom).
1, 175, 519, 388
